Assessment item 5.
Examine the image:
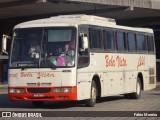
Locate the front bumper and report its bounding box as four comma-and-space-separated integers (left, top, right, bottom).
8, 86, 77, 101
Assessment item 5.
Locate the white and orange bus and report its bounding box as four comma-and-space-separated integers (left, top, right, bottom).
8, 15, 156, 107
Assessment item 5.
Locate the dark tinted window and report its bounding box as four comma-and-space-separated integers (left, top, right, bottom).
90, 29, 102, 49
128, 33, 136, 51
103, 30, 114, 51
148, 35, 154, 53
137, 34, 146, 51
116, 32, 124, 51
78, 35, 89, 68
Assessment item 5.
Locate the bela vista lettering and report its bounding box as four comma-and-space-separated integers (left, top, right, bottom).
8, 73, 17, 78
21, 72, 55, 78
105, 55, 115, 67
105, 55, 127, 67
116, 55, 127, 67
21, 72, 33, 77
37, 72, 55, 78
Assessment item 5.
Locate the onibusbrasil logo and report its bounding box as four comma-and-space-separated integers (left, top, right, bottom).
1, 112, 42, 118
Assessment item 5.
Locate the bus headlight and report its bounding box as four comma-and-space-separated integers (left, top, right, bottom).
53, 88, 62, 93
9, 88, 25, 93
63, 88, 71, 93
53, 88, 71, 93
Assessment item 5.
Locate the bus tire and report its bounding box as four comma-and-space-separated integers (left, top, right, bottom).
131, 78, 141, 99
32, 101, 44, 107
85, 80, 97, 107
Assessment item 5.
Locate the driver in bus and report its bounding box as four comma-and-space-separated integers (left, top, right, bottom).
61, 44, 75, 57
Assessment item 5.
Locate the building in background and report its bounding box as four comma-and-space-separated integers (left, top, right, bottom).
1, 0, 160, 84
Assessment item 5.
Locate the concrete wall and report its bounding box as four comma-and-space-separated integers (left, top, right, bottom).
68, 0, 160, 9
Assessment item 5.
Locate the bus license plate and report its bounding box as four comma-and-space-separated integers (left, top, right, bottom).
33, 94, 44, 97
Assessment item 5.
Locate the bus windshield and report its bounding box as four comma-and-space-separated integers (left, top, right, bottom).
9, 27, 76, 68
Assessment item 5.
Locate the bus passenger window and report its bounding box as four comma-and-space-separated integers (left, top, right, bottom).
116, 32, 125, 51
147, 35, 154, 53
90, 29, 103, 49
137, 34, 146, 52
78, 34, 89, 68
128, 33, 136, 52
103, 30, 114, 51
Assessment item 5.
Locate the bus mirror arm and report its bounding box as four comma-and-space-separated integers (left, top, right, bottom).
1, 34, 11, 55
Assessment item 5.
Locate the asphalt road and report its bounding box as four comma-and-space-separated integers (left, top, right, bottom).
0, 88, 160, 120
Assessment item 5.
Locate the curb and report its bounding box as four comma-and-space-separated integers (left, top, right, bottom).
0, 85, 8, 94
0, 84, 8, 88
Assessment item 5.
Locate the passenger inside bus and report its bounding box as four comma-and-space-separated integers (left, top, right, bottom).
47, 43, 75, 67
60, 43, 75, 66
28, 36, 40, 59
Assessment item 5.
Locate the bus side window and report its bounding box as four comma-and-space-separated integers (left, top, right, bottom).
137, 34, 146, 52
90, 28, 103, 50
128, 33, 136, 52
103, 30, 114, 51
78, 34, 89, 68
116, 31, 125, 52
147, 35, 154, 53
123, 32, 128, 51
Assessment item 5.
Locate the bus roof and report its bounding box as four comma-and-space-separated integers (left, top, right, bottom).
14, 14, 153, 33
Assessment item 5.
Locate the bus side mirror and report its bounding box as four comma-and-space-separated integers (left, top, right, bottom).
80, 33, 88, 51
2, 34, 11, 54
83, 36, 88, 50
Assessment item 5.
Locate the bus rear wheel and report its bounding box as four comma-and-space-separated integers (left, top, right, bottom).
32, 101, 44, 107
131, 78, 141, 99
85, 81, 97, 107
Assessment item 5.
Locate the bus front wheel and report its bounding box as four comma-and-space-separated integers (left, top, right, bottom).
85, 80, 97, 107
